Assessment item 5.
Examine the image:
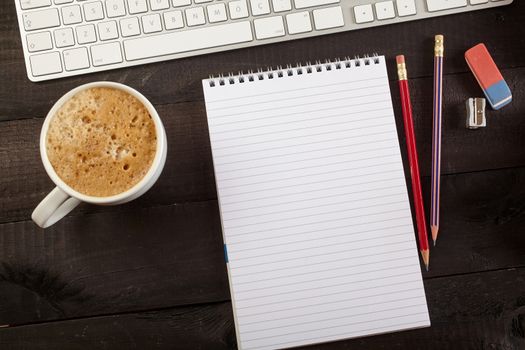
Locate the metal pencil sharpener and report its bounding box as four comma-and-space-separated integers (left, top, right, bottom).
466, 98, 486, 129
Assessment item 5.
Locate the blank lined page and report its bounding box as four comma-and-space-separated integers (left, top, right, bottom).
202, 56, 429, 350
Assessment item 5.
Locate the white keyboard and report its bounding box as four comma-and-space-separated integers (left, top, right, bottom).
15, 0, 513, 82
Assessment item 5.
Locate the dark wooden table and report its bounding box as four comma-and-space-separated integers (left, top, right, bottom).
1, 2, 525, 349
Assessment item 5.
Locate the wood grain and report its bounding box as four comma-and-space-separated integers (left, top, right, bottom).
0, 201, 229, 326
0, 302, 236, 350
422, 167, 525, 278
1, 268, 525, 350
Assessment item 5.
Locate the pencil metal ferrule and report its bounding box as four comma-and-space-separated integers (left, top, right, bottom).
434, 34, 444, 57
397, 63, 407, 81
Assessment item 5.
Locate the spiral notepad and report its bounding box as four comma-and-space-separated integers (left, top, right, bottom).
202, 55, 430, 350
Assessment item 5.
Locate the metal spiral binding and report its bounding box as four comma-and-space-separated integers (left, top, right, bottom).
207, 54, 381, 87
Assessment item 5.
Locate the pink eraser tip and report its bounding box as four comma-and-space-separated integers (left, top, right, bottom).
465, 43, 512, 110
396, 55, 405, 64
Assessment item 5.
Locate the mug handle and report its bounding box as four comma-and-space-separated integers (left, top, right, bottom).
32, 187, 81, 228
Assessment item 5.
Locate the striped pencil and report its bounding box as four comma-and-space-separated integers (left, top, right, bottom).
431, 35, 444, 245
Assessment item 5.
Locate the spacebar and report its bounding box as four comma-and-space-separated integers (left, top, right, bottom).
124, 22, 253, 61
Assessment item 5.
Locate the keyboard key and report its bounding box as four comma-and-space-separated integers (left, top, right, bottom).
54, 0, 73, 4
106, 0, 127, 18
22, 9, 60, 31
20, 0, 51, 10
294, 0, 338, 10
354, 4, 374, 23
91, 42, 123, 66
195, 0, 212, 3
120, 17, 141, 36
142, 14, 163, 33
124, 21, 252, 60
83, 2, 104, 21
272, 0, 291, 12
254, 16, 284, 39
470, 0, 488, 4
163, 11, 184, 30
313, 6, 343, 30
396, 0, 417, 16
63, 47, 90, 70
171, 0, 191, 7
62, 5, 82, 25
375, 1, 395, 20
286, 11, 311, 34
426, 0, 467, 12
207, 3, 227, 23
54, 27, 75, 47
149, 0, 169, 10
229, 0, 249, 19
26, 31, 53, 52
250, 0, 270, 16
76, 24, 97, 44
128, 0, 148, 14
185, 7, 206, 26
29, 51, 62, 76
98, 21, 119, 40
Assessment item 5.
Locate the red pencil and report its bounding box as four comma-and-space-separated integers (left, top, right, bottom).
396, 55, 430, 271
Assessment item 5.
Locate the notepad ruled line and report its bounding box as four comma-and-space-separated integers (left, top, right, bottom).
219, 153, 399, 183
231, 247, 414, 280
222, 183, 405, 214
223, 193, 407, 225
216, 145, 397, 176
234, 278, 423, 311
207, 84, 388, 112
227, 208, 409, 239
241, 303, 428, 335
243, 317, 429, 349
229, 223, 412, 252
213, 122, 395, 150
209, 93, 391, 119
220, 169, 400, 200
238, 286, 423, 318
228, 216, 412, 247
215, 135, 396, 168
231, 234, 412, 268
235, 273, 421, 303
221, 175, 402, 206
211, 107, 393, 135
214, 130, 396, 162
234, 263, 417, 297
224, 199, 408, 230
233, 252, 414, 287
211, 114, 393, 143
204, 75, 388, 104
230, 236, 414, 270
211, 102, 392, 128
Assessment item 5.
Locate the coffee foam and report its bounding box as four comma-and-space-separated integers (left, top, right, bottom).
46, 87, 157, 197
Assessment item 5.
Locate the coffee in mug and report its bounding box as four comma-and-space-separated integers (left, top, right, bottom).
46, 87, 157, 197
32, 82, 167, 229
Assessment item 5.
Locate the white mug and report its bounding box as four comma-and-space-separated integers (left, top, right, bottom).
32, 82, 168, 228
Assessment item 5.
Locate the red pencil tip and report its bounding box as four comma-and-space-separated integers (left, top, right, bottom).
396, 55, 405, 64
